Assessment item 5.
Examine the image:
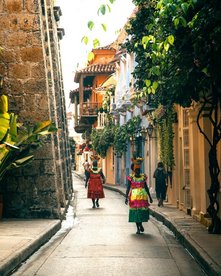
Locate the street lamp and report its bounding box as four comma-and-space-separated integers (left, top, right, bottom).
140, 127, 147, 141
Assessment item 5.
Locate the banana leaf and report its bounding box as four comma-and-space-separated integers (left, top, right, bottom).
12, 155, 34, 167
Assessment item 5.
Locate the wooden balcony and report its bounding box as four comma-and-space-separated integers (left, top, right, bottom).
80, 102, 102, 116
74, 102, 103, 133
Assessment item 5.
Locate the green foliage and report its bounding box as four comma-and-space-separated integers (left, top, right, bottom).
88, 21, 94, 31
0, 95, 57, 184
91, 121, 115, 158
90, 116, 142, 158
123, 0, 221, 173
124, 0, 221, 106
157, 106, 176, 170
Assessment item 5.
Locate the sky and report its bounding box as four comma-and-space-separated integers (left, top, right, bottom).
56, 0, 135, 109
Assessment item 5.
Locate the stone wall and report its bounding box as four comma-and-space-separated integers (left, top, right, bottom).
0, 0, 72, 218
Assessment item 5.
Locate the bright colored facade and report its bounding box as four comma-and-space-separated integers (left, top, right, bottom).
71, 29, 221, 231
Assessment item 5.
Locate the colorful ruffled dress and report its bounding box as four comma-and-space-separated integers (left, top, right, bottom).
126, 173, 150, 222
87, 168, 105, 199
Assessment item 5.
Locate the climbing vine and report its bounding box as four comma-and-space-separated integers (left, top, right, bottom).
157, 107, 175, 171
90, 116, 142, 158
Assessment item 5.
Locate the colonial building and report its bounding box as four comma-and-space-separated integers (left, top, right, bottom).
0, 0, 72, 218
70, 46, 116, 181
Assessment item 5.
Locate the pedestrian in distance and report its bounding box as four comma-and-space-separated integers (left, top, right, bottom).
153, 161, 167, 207
125, 163, 153, 234
85, 160, 105, 208
83, 160, 90, 181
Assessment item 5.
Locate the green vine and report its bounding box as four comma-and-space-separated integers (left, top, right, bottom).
90, 121, 114, 158
90, 116, 142, 158
157, 106, 175, 170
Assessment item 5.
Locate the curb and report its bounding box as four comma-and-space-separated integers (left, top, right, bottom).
0, 220, 61, 276
149, 209, 220, 276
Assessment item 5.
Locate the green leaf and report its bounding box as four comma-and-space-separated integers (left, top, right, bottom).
167, 35, 174, 45
93, 38, 100, 49
142, 36, 149, 49
98, 4, 106, 15
180, 16, 187, 27
101, 23, 107, 32
152, 81, 159, 90
109, 0, 116, 3
3, 141, 19, 149
106, 4, 111, 13
173, 18, 179, 28
13, 155, 34, 166
0, 95, 8, 113
9, 113, 17, 140
33, 121, 51, 134
88, 52, 95, 62
145, 79, 151, 87
87, 21, 94, 31
202, 67, 209, 76
81, 36, 89, 45
181, 3, 189, 14
164, 41, 170, 52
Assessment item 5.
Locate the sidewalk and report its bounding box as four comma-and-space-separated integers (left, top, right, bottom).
0, 174, 221, 276
0, 219, 61, 276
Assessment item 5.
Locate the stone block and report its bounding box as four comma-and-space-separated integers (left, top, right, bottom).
9, 63, 30, 79
25, 0, 39, 14
27, 31, 42, 46
23, 79, 47, 95
9, 15, 38, 31
30, 63, 45, 78
0, 48, 16, 63
6, 31, 28, 47
0, 0, 3, 12
5, 0, 23, 13
20, 46, 43, 62
22, 160, 42, 176
37, 144, 54, 159
0, 63, 7, 75
37, 175, 57, 191
7, 79, 25, 95
0, 14, 11, 29
20, 14, 40, 31
42, 160, 56, 175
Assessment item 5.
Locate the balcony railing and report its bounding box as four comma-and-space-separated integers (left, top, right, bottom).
80, 102, 102, 116
97, 112, 108, 129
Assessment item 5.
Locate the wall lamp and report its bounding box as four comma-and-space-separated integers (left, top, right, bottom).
140, 124, 157, 140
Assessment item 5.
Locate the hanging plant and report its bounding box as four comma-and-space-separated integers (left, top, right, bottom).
90, 116, 142, 158
90, 122, 114, 158
113, 124, 128, 157
157, 106, 175, 171
114, 116, 142, 157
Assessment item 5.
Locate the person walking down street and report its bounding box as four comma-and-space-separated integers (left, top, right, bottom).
85, 160, 105, 208
83, 160, 90, 181
125, 164, 153, 234
153, 162, 167, 207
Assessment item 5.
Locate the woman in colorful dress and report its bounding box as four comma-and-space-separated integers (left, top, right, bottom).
125, 164, 153, 234
85, 160, 105, 208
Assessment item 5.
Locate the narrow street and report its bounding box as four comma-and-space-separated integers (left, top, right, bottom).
12, 174, 205, 276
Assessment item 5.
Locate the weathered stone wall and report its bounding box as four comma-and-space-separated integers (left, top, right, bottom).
0, 0, 72, 218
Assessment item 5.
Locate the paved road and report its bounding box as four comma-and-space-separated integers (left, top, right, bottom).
12, 175, 205, 276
